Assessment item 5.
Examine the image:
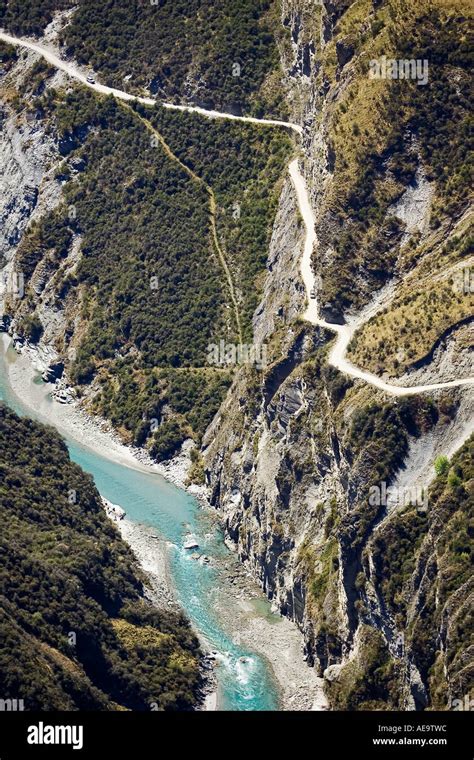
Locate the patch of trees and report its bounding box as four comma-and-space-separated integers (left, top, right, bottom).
149, 419, 185, 462
0, 405, 201, 710
141, 103, 292, 339
322, 365, 353, 406
95, 362, 231, 459
16, 210, 72, 280
61, 0, 285, 117
0, 40, 18, 67
0, 0, 75, 36
16, 313, 43, 343
22, 89, 226, 376
18, 85, 287, 451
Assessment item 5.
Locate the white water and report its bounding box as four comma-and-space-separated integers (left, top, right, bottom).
1, 29, 471, 396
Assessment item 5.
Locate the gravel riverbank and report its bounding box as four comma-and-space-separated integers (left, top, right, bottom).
0, 334, 328, 711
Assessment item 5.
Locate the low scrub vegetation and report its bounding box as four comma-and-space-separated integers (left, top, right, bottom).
11, 79, 290, 456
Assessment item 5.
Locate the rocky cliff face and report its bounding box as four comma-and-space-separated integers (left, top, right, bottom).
0, 41, 83, 380
0, 56, 63, 267
203, 0, 473, 710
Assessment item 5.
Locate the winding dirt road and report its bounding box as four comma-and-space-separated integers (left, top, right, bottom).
288, 160, 474, 396
0, 31, 302, 133
1, 29, 473, 397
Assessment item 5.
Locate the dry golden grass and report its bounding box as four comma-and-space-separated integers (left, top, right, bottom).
111, 618, 172, 650
349, 284, 472, 376
348, 217, 474, 376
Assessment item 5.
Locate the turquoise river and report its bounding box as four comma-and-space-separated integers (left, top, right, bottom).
0, 339, 280, 710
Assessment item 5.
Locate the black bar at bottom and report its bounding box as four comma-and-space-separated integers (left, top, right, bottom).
0, 710, 471, 758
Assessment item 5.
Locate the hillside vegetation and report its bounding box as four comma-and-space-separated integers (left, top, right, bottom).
8, 63, 291, 460
323, 405, 472, 710
61, 0, 287, 117
139, 102, 293, 339
312, 0, 472, 335
0, 0, 75, 36
0, 405, 201, 710
10, 86, 231, 456
0, 0, 287, 117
